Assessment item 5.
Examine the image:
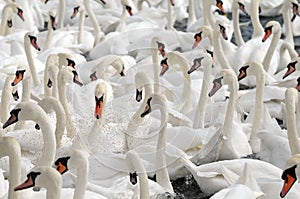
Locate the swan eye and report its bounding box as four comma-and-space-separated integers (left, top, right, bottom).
194, 32, 202, 40
129, 172, 138, 185
282, 165, 297, 180
67, 58, 76, 68
206, 50, 214, 58
160, 58, 168, 66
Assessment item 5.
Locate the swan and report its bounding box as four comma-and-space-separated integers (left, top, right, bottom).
0, 2, 24, 36
42, 11, 56, 51
232, 0, 248, 47
187, 53, 213, 129
54, 149, 108, 199
0, 75, 19, 126
237, 62, 265, 153
166, 144, 282, 196
280, 154, 300, 198
44, 53, 59, 98
58, 66, 83, 139
0, 136, 21, 199
160, 51, 192, 115
11, 65, 31, 103
208, 69, 252, 159
3, 102, 56, 167
24, 32, 41, 86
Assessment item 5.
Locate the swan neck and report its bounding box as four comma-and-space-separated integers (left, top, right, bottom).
0, 6, 12, 35
46, 184, 61, 199
232, 3, 244, 46
282, 4, 294, 47
250, 65, 264, 142
167, 0, 173, 29
1, 78, 13, 123
44, 20, 53, 50
22, 77, 31, 102
193, 64, 211, 128
24, 37, 40, 86
262, 29, 281, 72
280, 42, 298, 60
156, 106, 173, 193
223, 78, 238, 138
78, 10, 85, 44
213, 30, 231, 69
250, 0, 263, 38
57, 0, 65, 29
84, 0, 101, 46
73, 165, 88, 199
188, 0, 196, 26
286, 89, 300, 155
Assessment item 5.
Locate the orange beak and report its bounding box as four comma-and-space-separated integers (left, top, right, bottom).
11, 73, 23, 86
56, 162, 68, 174
95, 96, 104, 119
193, 35, 201, 49
280, 174, 297, 198
262, 29, 272, 42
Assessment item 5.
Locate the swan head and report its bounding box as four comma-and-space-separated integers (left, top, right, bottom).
170, 0, 175, 6
57, 53, 76, 69
12, 90, 19, 101
280, 154, 300, 198
48, 11, 56, 30
262, 21, 281, 42
235, 0, 248, 15
25, 33, 41, 51
283, 61, 298, 79
209, 69, 236, 97
3, 102, 45, 129
14, 166, 61, 192
8, 3, 25, 21
95, 82, 107, 119
59, 66, 83, 86
11, 66, 28, 86
135, 72, 148, 102
156, 41, 166, 57
160, 58, 169, 76
217, 23, 228, 40
54, 156, 70, 175
193, 26, 213, 49
187, 53, 212, 74
71, 4, 85, 19
111, 57, 125, 76
121, 0, 134, 16
237, 65, 250, 81
129, 172, 138, 185
140, 94, 167, 118
216, 0, 225, 13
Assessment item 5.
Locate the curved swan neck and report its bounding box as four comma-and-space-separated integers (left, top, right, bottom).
58, 71, 76, 138
280, 42, 298, 60
38, 97, 66, 149
250, 0, 263, 38
285, 88, 300, 155
44, 15, 54, 50
84, 0, 102, 46
223, 73, 238, 139
151, 38, 160, 93
282, 2, 294, 47
203, 0, 215, 26
248, 63, 265, 152
126, 150, 149, 199
262, 27, 281, 72
167, 0, 174, 30
57, 0, 65, 29
24, 35, 40, 86
213, 28, 231, 70
73, 158, 88, 199
0, 137, 21, 199
193, 59, 212, 128
21, 77, 31, 102
232, 1, 244, 47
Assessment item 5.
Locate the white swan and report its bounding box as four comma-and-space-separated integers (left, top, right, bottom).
160, 51, 192, 115
42, 11, 56, 51
0, 2, 24, 36
208, 69, 252, 159
54, 149, 107, 199
0, 136, 21, 199
187, 53, 213, 129
3, 102, 56, 167
58, 66, 83, 138
24, 32, 41, 86
237, 62, 265, 153
44, 53, 59, 98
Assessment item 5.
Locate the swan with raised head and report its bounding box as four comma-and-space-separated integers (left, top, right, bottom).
3, 102, 56, 167
208, 69, 252, 159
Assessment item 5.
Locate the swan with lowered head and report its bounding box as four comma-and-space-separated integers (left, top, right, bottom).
208, 69, 252, 159
3, 102, 56, 167
0, 2, 24, 36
